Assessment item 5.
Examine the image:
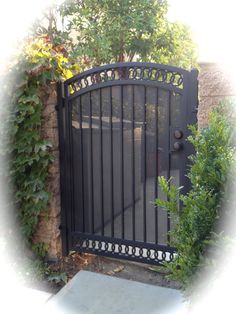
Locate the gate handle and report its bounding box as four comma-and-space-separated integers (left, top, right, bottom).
173, 142, 183, 151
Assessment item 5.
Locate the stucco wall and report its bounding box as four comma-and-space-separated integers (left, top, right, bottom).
198, 62, 236, 128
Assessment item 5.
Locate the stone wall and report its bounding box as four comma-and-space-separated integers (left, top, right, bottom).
198, 62, 236, 128
33, 83, 61, 260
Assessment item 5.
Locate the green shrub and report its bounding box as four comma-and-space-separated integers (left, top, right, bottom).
155, 101, 236, 291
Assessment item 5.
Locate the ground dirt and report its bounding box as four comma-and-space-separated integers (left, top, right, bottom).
83, 255, 181, 289
41, 252, 181, 294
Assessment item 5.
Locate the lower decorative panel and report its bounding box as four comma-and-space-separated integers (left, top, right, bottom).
71, 232, 176, 265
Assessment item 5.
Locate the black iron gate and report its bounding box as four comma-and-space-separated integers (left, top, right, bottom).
57, 62, 198, 265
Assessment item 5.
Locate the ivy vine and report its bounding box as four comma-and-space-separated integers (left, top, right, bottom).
6, 36, 80, 251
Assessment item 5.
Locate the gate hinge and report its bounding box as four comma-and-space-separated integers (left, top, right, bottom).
59, 224, 67, 232
55, 99, 65, 111
59, 224, 69, 235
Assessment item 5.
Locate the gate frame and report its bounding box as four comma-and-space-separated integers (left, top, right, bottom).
57, 62, 198, 264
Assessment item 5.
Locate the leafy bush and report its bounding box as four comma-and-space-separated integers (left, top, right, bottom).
4, 36, 80, 249
0, 35, 80, 287
155, 101, 236, 291
31, 242, 49, 258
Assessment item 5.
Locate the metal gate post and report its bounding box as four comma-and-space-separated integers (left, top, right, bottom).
183, 68, 199, 195
57, 81, 69, 255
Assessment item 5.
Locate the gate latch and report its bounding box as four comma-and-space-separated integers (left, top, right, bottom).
172, 129, 183, 151
173, 141, 183, 151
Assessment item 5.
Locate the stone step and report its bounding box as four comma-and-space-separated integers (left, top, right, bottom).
46, 270, 188, 314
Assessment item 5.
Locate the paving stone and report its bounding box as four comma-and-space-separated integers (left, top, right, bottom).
46, 270, 188, 314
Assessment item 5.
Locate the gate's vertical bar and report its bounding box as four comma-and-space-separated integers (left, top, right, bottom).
189, 69, 199, 126
180, 69, 198, 197
179, 73, 189, 202
121, 86, 125, 239
109, 87, 114, 237
89, 91, 94, 234
167, 91, 171, 242
132, 85, 135, 240
71, 98, 76, 236
99, 89, 104, 236
57, 82, 68, 255
63, 82, 73, 251
79, 96, 85, 232
155, 87, 159, 244
143, 86, 147, 242
183, 69, 199, 195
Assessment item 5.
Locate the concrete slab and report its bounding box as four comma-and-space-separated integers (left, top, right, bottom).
46, 270, 188, 314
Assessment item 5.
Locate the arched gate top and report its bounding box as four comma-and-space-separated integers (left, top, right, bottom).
63, 62, 196, 100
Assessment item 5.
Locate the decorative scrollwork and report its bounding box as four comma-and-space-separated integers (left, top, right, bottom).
74, 234, 176, 265
66, 64, 184, 97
